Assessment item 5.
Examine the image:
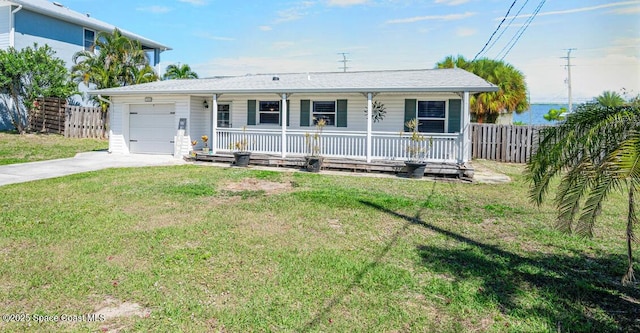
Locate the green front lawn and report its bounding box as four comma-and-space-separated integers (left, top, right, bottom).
0, 163, 638, 332
0, 132, 107, 165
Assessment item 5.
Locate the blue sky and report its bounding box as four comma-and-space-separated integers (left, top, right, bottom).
63, 0, 639, 103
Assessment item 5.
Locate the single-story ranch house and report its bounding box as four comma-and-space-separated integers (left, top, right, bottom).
93, 68, 498, 167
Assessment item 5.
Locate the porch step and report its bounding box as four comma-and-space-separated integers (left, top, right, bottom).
189, 152, 472, 179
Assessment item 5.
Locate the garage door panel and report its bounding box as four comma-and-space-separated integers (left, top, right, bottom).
129, 104, 175, 155
130, 128, 175, 141
130, 141, 174, 155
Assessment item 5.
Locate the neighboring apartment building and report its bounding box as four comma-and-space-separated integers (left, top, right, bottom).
0, 0, 171, 129
0, 0, 170, 70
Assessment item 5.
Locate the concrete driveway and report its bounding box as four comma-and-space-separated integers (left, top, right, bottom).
0, 151, 186, 186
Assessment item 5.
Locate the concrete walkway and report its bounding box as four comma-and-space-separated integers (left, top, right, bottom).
0, 151, 186, 186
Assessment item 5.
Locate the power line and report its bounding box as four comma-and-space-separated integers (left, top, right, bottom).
472, 0, 519, 61
480, 0, 530, 59
497, 0, 547, 61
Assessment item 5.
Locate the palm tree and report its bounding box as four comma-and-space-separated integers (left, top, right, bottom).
436, 56, 528, 123
526, 102, 640, 285
163, 64, 198, 80
71, 29, 158, 109
596, 90, 625, 107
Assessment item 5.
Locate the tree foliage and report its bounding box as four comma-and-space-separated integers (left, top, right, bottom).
436, 55, 529, 123
543, 107, 567, 122
0, 44, 76, 133
595, 90, 625, 107
71, 29, 158, 110
526, 102, 640, 285
163, 64, 199, 80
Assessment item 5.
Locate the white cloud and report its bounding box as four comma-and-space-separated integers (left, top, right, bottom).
194, 56, 335, 77
275, 1, 317, 23
434, 0, 470, 6
327, 0, 368, 6
259, 25, 273, 31
178, 0, 208, 5
508, 1, 640, 19
136, 6, 172, 14
193, 31, 235, 41
456, 27, 476, 37
611, 6, 640, 14
519, 53, 640, 103
273, 41, 296, 49
386, 11, 476, 24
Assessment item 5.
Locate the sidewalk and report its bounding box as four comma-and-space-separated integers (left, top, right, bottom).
0, 151, 185, 186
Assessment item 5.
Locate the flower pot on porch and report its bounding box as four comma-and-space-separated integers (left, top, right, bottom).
404, 161, 427, 179
233, 151, 251, 167
305, 156, 323, 173
203, 147, 209, 153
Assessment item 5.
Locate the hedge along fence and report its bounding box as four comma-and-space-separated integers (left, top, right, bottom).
471, 124, 547, 163
29, 97, 107, 139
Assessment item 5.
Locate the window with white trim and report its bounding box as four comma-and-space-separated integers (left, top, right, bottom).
417, 101, 446, 133
83, 29, 95, 51
312, 101, 335, 126
259, 101, 280, 124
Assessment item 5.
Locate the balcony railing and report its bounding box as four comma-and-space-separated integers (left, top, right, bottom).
215, 128, 461, 163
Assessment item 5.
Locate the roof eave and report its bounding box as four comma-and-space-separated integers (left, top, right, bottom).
91, 86, 499, 97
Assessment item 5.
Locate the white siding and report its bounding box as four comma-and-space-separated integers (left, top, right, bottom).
0, 5, 10, 49
109, 95, 189, 157
219, 92, 459, 133
108, 102, 128, 154
189, 96, 210, 150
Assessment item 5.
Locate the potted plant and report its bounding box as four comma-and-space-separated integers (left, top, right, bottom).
304, 118, 326, 172
232, 126, 251, 167
190, 140, 198, 157
403, 118, 432, 179
201, 135, 209, 153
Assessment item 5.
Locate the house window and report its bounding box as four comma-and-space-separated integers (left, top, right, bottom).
217, 104, 230, 128
259, 101, 280, 124
312, 101, 335, 126
84, 29, 95, 51
417, 101, 446, 133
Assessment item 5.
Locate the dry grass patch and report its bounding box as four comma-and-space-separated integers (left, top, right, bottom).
222, 177, 294, 195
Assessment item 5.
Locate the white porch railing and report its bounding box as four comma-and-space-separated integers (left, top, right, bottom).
216, 128, 461, 163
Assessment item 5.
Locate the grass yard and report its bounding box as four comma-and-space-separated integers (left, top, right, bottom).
0, 162, 639, 332
0, 132, 107, 165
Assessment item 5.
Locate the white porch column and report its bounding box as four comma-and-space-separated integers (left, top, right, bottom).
212, 94, 218, 154
281, 93, 287, 158
366, 93, 373, 163
462, 91, 471, 163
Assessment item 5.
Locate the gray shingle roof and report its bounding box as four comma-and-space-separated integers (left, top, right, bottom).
4, 0, 171, 50
93, 68, 499, 96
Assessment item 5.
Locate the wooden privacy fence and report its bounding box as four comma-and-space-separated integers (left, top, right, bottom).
65, 105, 107, 139
30, 97, 67, 134
29, 97, 107, 138
471, 124, 546, 163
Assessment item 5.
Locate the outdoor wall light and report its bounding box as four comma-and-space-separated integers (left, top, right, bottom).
203, 100, 209, 109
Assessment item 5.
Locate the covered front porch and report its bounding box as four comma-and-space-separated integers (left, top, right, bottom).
205, 91, 472, 165
213, 128, 463, 163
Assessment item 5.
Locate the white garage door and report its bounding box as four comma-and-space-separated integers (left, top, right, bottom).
129, 104, 175, 154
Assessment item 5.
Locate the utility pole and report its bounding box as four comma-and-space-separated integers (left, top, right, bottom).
338, 53, 350, 72
562, 49, 576, 113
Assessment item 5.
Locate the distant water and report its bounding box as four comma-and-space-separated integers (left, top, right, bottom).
512, 104, 568, 125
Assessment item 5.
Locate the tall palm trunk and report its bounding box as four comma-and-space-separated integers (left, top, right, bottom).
624, 180, 637, 285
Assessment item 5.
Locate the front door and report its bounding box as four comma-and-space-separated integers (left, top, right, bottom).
217, 104, 230, 128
